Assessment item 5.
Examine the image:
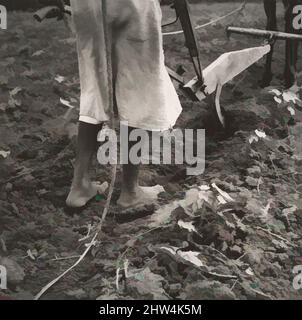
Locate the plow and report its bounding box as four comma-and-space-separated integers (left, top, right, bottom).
34, 0, 302, 127
162, 0, 302, 127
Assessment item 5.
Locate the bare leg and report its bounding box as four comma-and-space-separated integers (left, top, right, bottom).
117, 164, 163, 208
261, 0, 277, 87
66, 121, 105, 208
117, 127, 163, 208
66, 123, 162, 208
284, 40, 298, 87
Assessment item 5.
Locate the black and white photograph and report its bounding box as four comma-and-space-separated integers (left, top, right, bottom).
0, 0, 302, 307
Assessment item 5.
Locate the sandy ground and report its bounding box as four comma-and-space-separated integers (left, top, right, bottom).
0, 2, 302, 299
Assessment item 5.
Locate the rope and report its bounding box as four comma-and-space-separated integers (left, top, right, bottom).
96, 0, 118, 234
163, 1, 246, 36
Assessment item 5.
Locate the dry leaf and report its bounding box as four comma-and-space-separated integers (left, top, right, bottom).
0, 150, 10, 159
274, 96, 282, 104
245, 267, 255, 276
269, 89, 282, 96
55, 75, 65, 83
178, 220, 197, 233
255, 129, 266, 139
32, 50, 45, 57
60, 98, 75, 109
212, 183, 235, 202
282, 90, 300, 103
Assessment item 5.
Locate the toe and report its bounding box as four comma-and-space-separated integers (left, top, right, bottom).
117, 185, 165, 209
66, 195, 87, 208
65, 181, 108, 208
140, 185, 165, 199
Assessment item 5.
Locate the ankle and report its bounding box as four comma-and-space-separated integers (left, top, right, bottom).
121, 186, 140, 196
72, 176, 91, 189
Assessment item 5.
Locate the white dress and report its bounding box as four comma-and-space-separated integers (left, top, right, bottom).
70, 0, 182, 131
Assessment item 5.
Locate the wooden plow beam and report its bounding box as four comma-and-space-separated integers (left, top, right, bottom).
227, 27, 302, 42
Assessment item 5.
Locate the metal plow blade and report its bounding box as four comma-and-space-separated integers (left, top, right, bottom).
185, 44, 271, 127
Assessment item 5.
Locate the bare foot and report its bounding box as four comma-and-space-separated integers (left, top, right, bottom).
117, 185, 165, 209
66, 180, 108, 208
